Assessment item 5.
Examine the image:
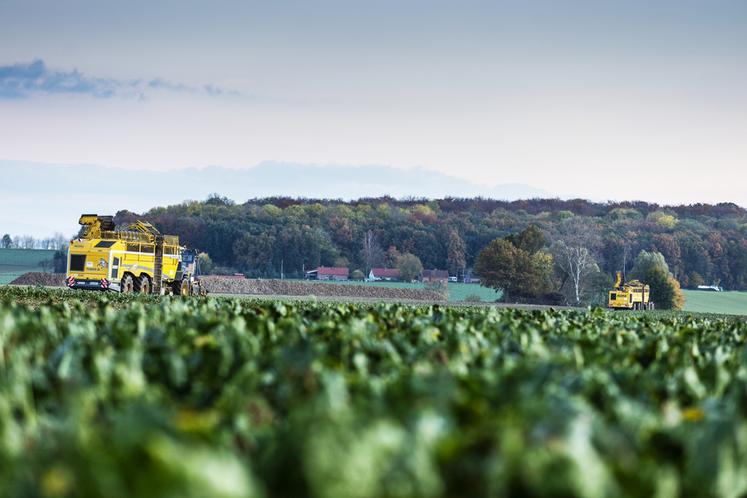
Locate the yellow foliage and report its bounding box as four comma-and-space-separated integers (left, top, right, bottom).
647, 211, 678, 229
669, 274, 685, 310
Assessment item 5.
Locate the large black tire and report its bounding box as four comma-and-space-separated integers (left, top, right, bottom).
121, 274, 135, 294
138, 275, 151, 295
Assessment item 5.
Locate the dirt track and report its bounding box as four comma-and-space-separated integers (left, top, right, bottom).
199, 276, 446, 301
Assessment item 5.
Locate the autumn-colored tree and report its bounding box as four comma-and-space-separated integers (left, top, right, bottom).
630, 251, 685, 310
397, 253, 423, 282
507, 224, 545, 254
475, 230, 554, 302
445, 229, 466, 276
385, 245, 402, 268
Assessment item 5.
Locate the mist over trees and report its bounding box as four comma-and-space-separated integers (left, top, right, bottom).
0, 233, 67, 250
103, 197, 747, 292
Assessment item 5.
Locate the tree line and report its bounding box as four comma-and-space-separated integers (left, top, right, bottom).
106, 196, 747, 294
475, 225, 685, 308
1, 233, 68, 250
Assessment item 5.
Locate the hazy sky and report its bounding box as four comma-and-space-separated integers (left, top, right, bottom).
1, 0, 745, 204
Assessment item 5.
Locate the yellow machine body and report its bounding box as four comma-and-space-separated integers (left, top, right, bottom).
66, 214, 185, 293
608, 271, 652, 310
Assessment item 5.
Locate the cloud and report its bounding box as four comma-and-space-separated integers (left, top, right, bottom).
147, 78, 240, 97
0, 59, 238, 99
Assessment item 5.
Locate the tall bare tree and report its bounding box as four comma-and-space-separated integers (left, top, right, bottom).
552, 218, 602, 305
361, 229, 384, 273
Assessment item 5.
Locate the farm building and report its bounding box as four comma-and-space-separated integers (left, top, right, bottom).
368, 268, 400, 281
306, 266, 350, 281
421, 269, 449, 283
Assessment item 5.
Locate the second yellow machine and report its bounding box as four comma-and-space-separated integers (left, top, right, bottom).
608, 271, 653, 310
66, 214, 202, 295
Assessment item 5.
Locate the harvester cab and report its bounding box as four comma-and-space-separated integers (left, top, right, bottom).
77, 214, 116, 239
608, 271, 654, 310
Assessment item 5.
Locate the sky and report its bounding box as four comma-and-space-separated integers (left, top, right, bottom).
0, 0, 746, 207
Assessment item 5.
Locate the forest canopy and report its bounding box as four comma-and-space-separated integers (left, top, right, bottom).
118, 196, 747, 290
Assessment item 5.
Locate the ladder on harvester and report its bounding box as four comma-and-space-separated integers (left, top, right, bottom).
153, 234, 164, 294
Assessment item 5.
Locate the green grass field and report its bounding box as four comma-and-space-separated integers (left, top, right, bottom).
338, 281, 746, 314
0, 248, 56, 284
682, 289, 747, 315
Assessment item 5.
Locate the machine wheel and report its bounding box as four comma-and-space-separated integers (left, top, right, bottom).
121, 274, 135, 293
138, 275, 151, 295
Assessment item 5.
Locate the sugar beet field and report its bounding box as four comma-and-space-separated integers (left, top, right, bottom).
1, 287, 746, 498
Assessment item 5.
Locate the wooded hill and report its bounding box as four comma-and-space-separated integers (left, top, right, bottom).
116, 196, 747, 290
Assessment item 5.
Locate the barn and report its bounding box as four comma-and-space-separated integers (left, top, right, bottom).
368, 268, 400, 281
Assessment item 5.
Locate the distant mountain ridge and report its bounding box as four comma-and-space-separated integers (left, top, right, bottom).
0, 160, 549, 237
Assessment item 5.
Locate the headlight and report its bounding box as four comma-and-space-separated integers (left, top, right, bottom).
99, 259, 108, 268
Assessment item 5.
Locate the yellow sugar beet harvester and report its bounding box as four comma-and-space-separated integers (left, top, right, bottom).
608, 271, 654, 310
66, 214, 202, 295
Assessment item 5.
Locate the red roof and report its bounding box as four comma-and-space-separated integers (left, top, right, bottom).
371, 268, 400, 278
316, 266, 349, 276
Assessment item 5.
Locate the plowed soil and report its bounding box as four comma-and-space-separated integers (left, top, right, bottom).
200, 276, 446, 301
10, 272, 66, 286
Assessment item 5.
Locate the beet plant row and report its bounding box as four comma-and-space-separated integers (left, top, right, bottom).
0, 287, 745, 498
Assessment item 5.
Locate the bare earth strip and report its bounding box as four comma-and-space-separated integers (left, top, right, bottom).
199, 276, 446, 301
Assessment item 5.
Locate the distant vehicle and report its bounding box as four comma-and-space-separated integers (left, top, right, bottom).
66, 214, 202, 295
608, 271, 654, 310
697, 285, 724, 292
448, 276, 458, 282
